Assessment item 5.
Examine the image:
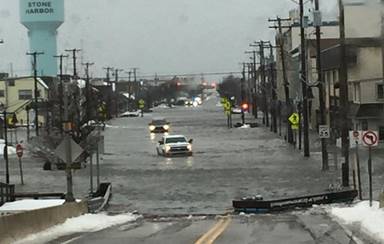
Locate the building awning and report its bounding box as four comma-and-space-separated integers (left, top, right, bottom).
349, 103, 383, 119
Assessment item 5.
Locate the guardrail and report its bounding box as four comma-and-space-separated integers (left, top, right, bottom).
0, 182, 15, 206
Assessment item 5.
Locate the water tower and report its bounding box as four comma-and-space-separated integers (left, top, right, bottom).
20, 0, 64, 76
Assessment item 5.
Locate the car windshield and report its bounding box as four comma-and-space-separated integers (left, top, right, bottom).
165, 137, 186, 144
152, 120, 166, 125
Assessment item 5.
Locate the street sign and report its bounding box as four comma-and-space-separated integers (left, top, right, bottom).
362, 130, 379, 147
16, 144, 23, 158
319, 125, 330, 138
288, 113, 300, 125
138, 99, 145, 109
55, 138, 84, 163
349, 130, 362, 148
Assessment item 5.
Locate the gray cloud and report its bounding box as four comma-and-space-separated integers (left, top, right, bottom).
0, 0, 337, 78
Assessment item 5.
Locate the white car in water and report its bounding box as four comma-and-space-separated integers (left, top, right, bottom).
156, 135, 193, 157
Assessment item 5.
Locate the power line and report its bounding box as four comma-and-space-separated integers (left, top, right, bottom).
119, 71, 242, 80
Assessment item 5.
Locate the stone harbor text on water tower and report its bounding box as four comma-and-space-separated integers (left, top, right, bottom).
20, 0, 64, 76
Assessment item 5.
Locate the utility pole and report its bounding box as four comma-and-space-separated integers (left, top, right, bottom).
125, 70, 133, 99
314, 0, 329, 170
269, 44, 278, 133
103, 67, 114, 119
3, 109, 9, 183
63, 83, 75, 202
253, 41, 270, 127
299, 0, 310, 157
132, 68, 139, 99
245, 50, 258, 118
269, 17, 293, 144
83, 62, 94, 123
54, 54, 69, 135
114, 68, 123, 117
65, 49, 81, 78
339, 0, 350, 187
26, 51, 44, 137
241, 63, 246, 125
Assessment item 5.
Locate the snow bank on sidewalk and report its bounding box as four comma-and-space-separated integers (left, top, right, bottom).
328, 201, 384, 242
0, 143, 16, 155
15, 212, 139, 244
0, 199, 65, 211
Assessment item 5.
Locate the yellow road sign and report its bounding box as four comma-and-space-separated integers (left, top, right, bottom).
288, 113, 300, 125
291, 124, 299, 130
138, 99, 145, 109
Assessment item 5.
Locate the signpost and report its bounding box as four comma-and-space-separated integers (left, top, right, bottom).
16, 144, 24, 185
138, 99, 145, 117
350, 130, 362, 200
319, 125, 330, 139
362, 130, 379, 207
288, 113, 299, 130
221, 98, 232, 128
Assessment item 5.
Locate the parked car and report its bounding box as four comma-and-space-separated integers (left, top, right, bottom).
231, 107, 242, 114
148, 118, 170, 133
156, 135, 193, 157
120, 110, 140, 117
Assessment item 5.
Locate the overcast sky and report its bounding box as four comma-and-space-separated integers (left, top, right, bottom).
0, 0, 337, 79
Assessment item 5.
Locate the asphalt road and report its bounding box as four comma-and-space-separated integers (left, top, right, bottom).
51, 92, 369, 243
3, 91, 383, 243
51, 211, 370, 244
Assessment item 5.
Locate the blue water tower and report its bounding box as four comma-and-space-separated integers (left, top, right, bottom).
20, 0, 64, 76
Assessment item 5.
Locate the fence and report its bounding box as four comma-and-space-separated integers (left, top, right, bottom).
0, 182, 15, 206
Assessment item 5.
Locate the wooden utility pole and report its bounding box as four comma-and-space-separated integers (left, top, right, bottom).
132, 68, 139, 98
241, 63, 246, 125
269, 17, 294, 144
63, 83, 75, 202
54, 54, 69, 135
103, 67, 114, 119
269, 44, 278, 133
65, 49, 81, 78
245, 50, 258, 118
299, 0, 310, 157
255, 41, 270, 127
83, 62, 94, 123
26, 51, 44, 137
114, 69, 123, 117
314, 0, 329, 170
3, 110, 9, 183
339, 0, 350, 187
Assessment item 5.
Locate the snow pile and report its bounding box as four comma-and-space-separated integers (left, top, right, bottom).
328, 201, 384, 242
0, 143, 17, 155
0, 199, 65, 211
15, 212, 139, 244
239, 124, 250, 129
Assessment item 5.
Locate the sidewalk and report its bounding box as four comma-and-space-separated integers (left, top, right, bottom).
246, 112, 384, 243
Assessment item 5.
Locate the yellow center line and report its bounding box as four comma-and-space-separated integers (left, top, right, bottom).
206, 217, 231, 244
195, 216, 231, 244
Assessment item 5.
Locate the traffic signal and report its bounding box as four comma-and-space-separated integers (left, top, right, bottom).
241, 103, 249, 112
